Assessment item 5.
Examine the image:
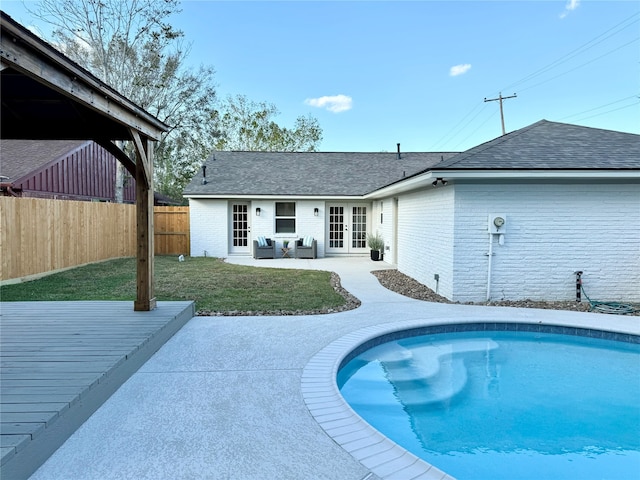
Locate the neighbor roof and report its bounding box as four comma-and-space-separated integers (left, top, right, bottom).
183, 151, 458, 197
0, 140, 89, 182
437, 120, 640, 170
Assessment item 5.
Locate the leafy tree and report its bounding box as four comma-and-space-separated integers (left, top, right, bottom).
215, 95, 322, 152
29, 1, 323, 200
29, 0, 219, 202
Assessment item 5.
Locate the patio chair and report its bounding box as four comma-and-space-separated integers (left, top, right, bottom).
295, 236, 317, 259
253, 237, 276, 259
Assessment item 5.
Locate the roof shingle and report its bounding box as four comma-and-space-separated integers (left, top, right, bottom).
184, 151, 457, 196
437, 120, 640, 170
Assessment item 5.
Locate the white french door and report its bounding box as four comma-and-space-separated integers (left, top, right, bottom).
326, 204, 369, 254
229, 202, 251, 254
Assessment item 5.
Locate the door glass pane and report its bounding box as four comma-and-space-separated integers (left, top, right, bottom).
352, 206, 367, 248
329, 206, 344, 248
232, 204, 248, 247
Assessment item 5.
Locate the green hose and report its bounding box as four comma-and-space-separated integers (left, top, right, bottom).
580, 285, 636, 315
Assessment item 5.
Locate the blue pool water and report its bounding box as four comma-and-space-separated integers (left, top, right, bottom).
338, 330, 640, 480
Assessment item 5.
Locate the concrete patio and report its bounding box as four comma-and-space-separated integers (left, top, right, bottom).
26, 257, 640, 480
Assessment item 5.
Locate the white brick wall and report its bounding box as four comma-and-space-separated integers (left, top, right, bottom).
189, 198, 326, 257
396, 188, 456, 298
377, 200, 393, 263
188, 199, 228, 257
289, 200, 325, 256
396, 182, 640, 303
451, 182, 640, 303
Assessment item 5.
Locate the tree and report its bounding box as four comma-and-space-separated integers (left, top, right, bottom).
215, 95, 323, 152
29, 0, 219, 202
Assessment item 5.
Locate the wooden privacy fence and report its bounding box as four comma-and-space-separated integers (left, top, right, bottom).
153, 206, 190, 257
0, 198, 190, 282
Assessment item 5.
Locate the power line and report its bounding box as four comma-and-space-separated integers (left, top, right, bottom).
570, 99, 640, 123
431, 11, 639, 151
500, 12, 640, 93
559, 94, 640, 121
451, 109, 498, 151
431, 101, 486, 150
517, 37, 640, 94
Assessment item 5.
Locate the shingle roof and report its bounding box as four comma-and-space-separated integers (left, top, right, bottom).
183, 120, 639, 197
0, 140, 89, 182
183, 151, 457, 196
437, 120, 640, 170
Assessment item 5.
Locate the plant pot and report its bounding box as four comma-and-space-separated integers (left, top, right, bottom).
370, 250, 380, 261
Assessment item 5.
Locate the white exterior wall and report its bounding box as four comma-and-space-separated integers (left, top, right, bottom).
396, 187, 456, 298
189, 198, 326, 257
371, 198, 397, 264
451, 182, 640, 303
271, 199, 325, 256
189, 198, 229, 257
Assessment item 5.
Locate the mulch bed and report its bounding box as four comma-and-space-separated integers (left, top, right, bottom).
372, 269, 639, 315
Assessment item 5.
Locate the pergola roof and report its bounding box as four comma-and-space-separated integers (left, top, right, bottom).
0, 11, 167, 141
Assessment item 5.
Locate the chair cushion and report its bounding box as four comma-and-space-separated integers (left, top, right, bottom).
303, 235, 314, 247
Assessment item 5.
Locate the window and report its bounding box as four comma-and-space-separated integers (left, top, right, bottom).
275, 202, 296, 233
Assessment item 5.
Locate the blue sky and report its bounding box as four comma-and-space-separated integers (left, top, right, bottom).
3, 1, 639, 152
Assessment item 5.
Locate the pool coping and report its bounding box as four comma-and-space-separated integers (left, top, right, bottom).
301, 317, 640, 480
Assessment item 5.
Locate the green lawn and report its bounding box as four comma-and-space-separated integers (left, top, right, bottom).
0, 256, 346, 315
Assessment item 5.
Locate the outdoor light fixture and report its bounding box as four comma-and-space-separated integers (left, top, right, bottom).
432, 178, 448, 187
314, 208, 319, 216
256, 207, 261, 216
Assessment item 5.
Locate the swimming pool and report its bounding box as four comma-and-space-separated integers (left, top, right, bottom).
337, 327, 640, 480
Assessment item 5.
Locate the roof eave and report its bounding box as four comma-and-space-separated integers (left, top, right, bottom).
367, 169, 640, 198
183, 194, 367, 200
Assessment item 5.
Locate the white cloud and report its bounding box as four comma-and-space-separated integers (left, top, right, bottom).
304, 94, 353, 113
449, 64, 472, 77
560, 0, 580, 19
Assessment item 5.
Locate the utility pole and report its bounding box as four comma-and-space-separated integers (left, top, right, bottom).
484, 92, 517, 135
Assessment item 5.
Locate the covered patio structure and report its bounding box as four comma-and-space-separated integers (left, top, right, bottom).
1, 12, 195, 479
1, 11, 161, 311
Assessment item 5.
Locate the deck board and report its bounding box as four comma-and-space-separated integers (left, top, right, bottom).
0, 300, 194, 480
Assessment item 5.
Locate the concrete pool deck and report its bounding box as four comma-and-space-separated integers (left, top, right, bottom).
29, 257, 640, 480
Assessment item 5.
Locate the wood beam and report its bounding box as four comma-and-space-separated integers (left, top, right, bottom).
1, 20, 166, 141
130, 130, 151, 185
132, 133, 156, 311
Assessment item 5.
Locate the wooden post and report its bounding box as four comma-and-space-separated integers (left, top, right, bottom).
132, 132, 156, 311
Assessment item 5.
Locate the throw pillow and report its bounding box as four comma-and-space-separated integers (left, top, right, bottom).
303, 235, 313, 247
257, 236, 267, 247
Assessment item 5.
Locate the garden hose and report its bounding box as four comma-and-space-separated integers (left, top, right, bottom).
580, 285, 636, 315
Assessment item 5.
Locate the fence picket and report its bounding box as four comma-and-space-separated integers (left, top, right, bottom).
0, 198, 190, 282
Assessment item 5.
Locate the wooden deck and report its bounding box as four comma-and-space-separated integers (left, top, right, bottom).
0, 300, 195, 480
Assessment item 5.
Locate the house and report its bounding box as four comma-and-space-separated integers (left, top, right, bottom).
1, 140, 178, 205
183, 120, 640, 303
1, 139, 136, 202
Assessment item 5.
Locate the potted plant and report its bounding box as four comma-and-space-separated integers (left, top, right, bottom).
366, 233, 384, 261
283, 240, 290, 248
